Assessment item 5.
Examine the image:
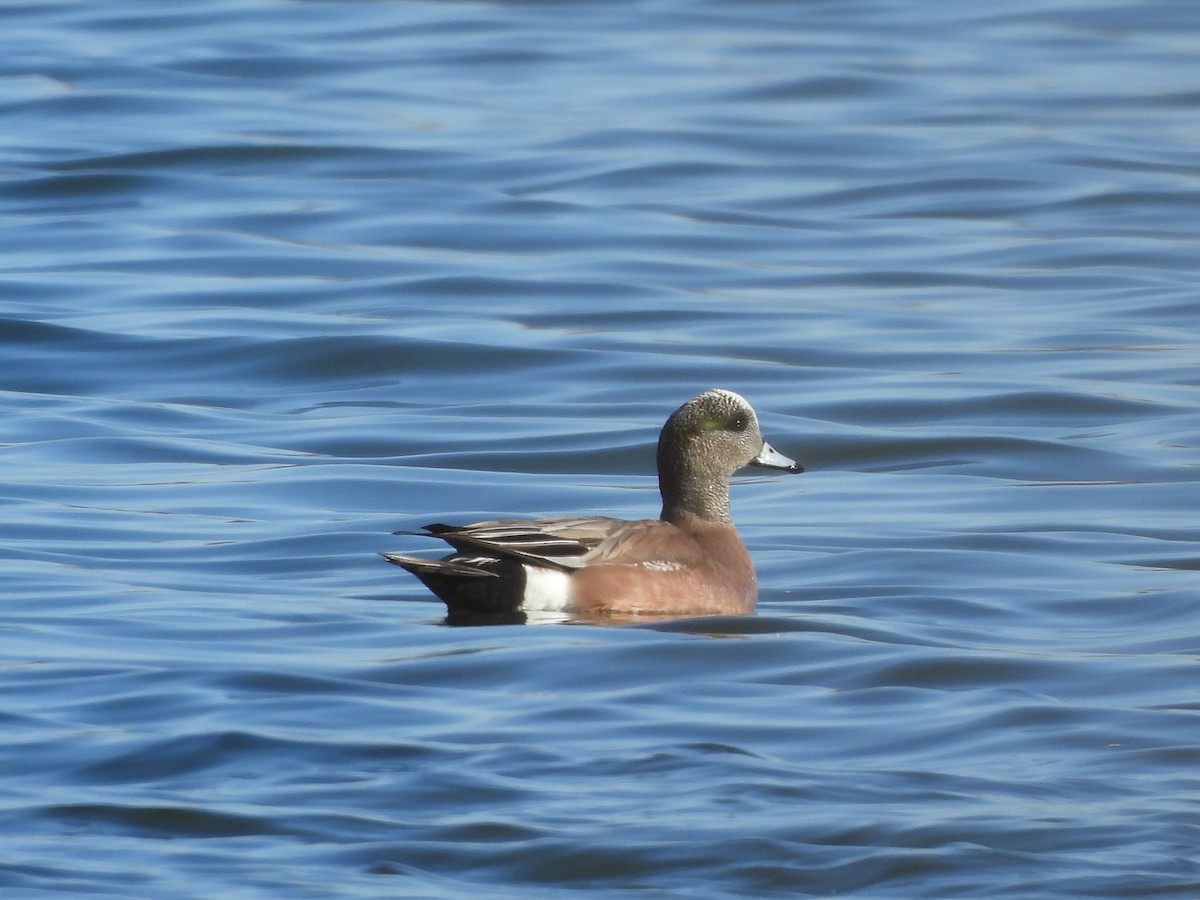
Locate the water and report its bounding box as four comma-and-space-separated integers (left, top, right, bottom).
3, 0, 1199, 896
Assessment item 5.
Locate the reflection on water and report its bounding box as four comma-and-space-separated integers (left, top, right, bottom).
2, 0, 1199, 896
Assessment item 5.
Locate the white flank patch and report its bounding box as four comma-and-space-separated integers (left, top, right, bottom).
521, 566, 573, 612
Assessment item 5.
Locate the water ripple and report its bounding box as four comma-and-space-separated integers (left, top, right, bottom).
3, 0, 1199, 896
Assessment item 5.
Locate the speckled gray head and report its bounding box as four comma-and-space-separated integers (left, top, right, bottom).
657, 388, 802, 523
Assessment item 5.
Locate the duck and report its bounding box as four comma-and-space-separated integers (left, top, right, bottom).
382, 388, 801, 622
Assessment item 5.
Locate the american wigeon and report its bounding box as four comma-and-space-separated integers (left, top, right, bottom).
382, 388, 802, 622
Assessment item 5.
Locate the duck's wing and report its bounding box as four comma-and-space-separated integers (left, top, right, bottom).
579, 518, 705, 570
398, 516, 630, 571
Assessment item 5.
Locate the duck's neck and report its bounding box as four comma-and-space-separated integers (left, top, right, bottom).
660, 475, 731, 525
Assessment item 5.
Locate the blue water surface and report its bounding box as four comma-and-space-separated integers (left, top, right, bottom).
2, 0, 1199, 897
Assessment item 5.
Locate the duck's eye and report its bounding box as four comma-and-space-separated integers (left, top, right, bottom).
703, 415, 747, 432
